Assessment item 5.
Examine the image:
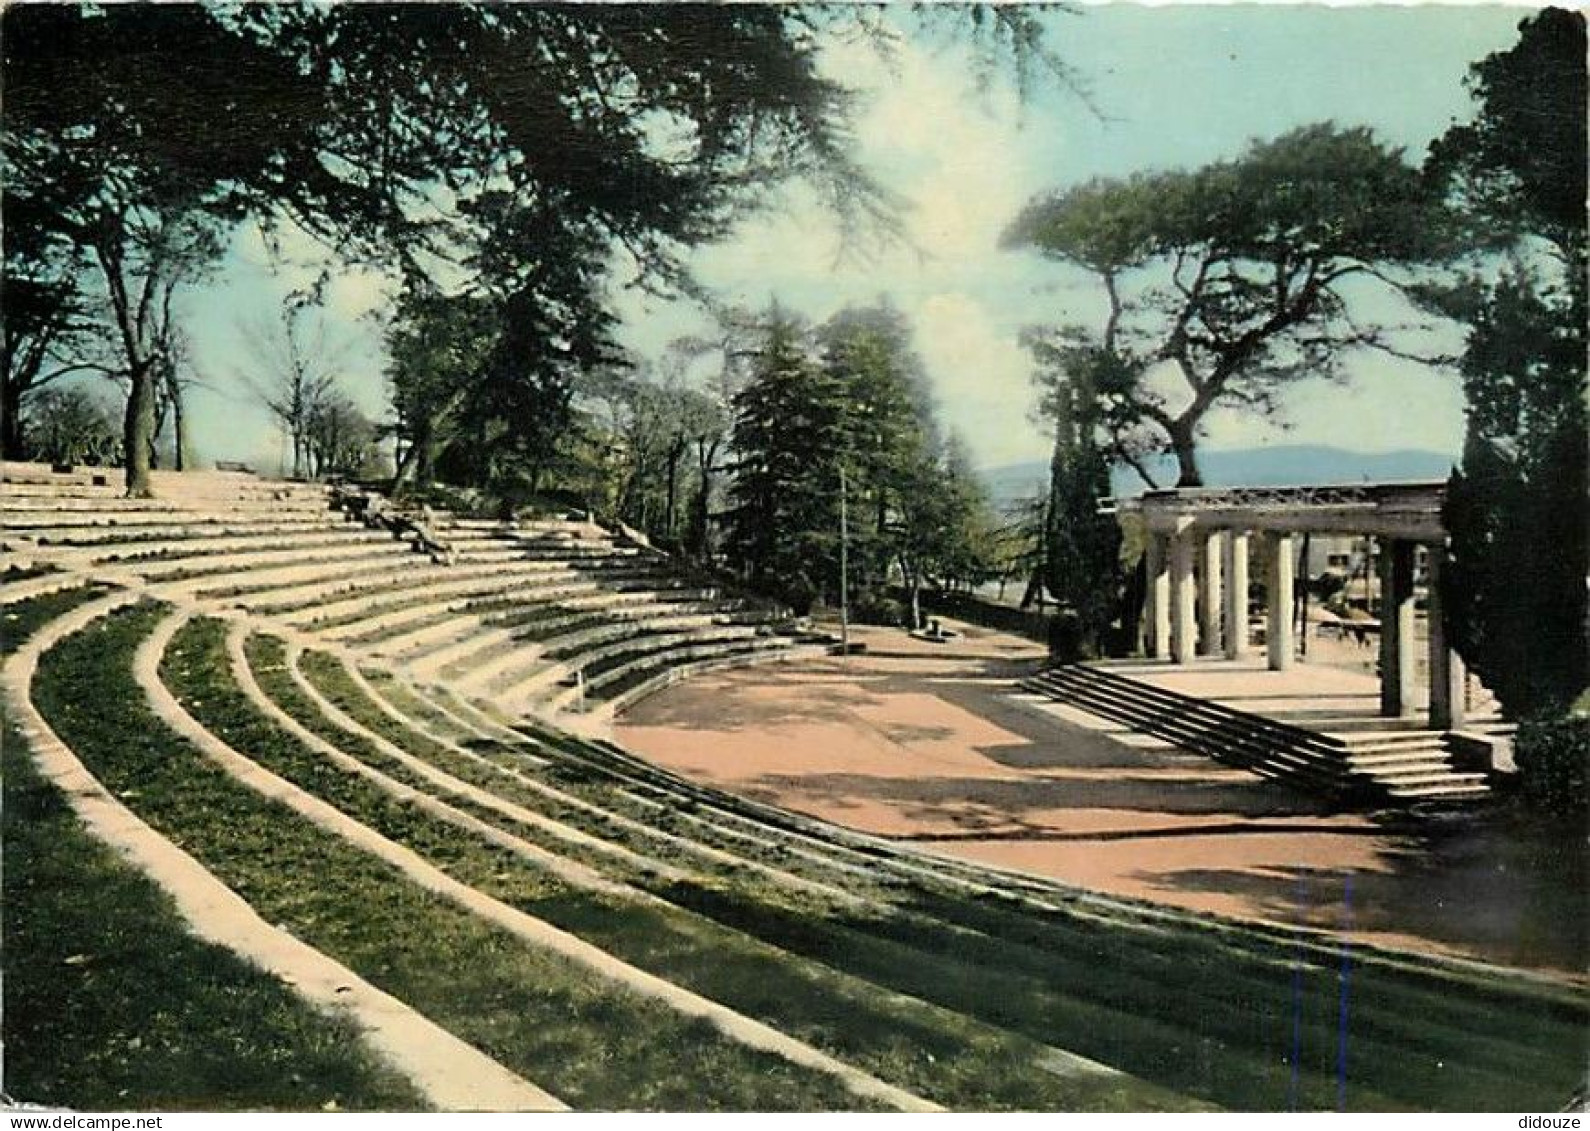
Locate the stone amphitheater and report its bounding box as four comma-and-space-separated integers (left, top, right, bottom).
3, 464, 1585, 1112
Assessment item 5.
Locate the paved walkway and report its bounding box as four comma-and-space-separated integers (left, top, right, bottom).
615, 617, 1584, 979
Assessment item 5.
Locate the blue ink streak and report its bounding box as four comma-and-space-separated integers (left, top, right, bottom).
1338, 872, 1354, 1111
1290, 869, 1307, 1111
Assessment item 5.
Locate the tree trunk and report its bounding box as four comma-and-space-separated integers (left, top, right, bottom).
147, 393, 165, 472
1018, 566, 1043, 610
171, 383, 186, 472
1169, 423, 1203, 487
123, 365, 156, 497
391, 417, 430, 494
664, 447, 680, 538
900, 553, 923, 631
2, 383, 24, 460
688, 439, 718, 560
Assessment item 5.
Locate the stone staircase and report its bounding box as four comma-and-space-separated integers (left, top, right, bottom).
1019, 663, 1491, 807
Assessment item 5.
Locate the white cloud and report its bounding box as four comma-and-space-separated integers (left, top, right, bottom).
617, 37, 1056, 468
913, 291, 1047, 466
326, 268, 393, 322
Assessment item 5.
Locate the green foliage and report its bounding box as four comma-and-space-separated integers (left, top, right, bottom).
20, 384, 123, 467
1429, 10, 1588, 726
897, 435, 999, 607
1007, 124, 1443, 487
725, 304, 995, 618
1426, 8, 1586, 244
0, 188, 95, 459
382, 284, 586, 506
724, 312, 844, 612
0, 728, 425, 1111
1032, 347, 1122, 659
3, 4, 891, 494
570, 366, 730, 547
4, 6, 330, 492
305, 393, 381, 480
1513, 716, 1590, 818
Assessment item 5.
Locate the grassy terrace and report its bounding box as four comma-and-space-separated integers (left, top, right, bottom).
327, 579, 630, 637
483, 604, 623, 638
291, 644, 1589, 1111
15, 524, 334, 551
2, 591, 425, 1111
317, 587, 546, 635
9, 583, 1586, 1111
576, 635, 767, 687
521, 723, 1590, 1109
528, 722, 1590, 1039
297, 649, 816, 897
250, 565, 571, 620
541, 623, 673, 663
1, 564, 58, 585
592, 646, 759, 704
192, 557, 430, 601
37, 606, 870, 1111
259, 633, 1193, 1110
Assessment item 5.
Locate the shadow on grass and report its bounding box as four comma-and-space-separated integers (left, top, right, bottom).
1140, 817, 1589, 977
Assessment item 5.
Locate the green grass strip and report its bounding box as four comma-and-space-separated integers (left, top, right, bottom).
3, 584, 108, 651
40, 607, 865, 1112
269, 638, 1199, 1111
529, 715, 1587, 1029
496, 721, 1589, 1111
289, 650, 1450, 1110
0, 563, 57, 583
301, 651, 835, 905
2, 592, 423, 1112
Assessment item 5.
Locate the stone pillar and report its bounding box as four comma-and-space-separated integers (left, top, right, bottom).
1170, 524, 1198, 664
1378, 539, 1418, 717
1425, 544, 1466, 730
1145, 533, 1170, 659
1265, 531, 1295, 671
1198, 531, 1224, 656
1223, 530, 1250, 660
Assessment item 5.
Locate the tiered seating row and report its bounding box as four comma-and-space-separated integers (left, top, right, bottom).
5, 470, 811, 722
14, 576, 1581, 1111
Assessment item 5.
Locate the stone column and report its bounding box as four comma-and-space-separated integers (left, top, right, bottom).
1145, 533, 1170, 659
1265, 531, 1295, 670
1170, 524, 1198, 664
1223, 530, 1250, 660
1198, 531, 1224, 656
1425, 544, 1466, 729
1378, 539, 1418, 717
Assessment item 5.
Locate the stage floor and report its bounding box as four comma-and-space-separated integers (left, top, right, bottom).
1097, 647, 1503, 738
613, 617, 1576, 978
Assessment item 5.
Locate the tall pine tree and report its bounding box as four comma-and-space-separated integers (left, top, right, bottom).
724, 314, 846, 613
1034, 344, 1123, 659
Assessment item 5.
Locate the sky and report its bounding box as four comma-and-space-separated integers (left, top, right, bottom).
163, 2, 1535, 476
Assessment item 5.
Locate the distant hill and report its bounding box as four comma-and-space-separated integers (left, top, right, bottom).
980, 445, 1459, 509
